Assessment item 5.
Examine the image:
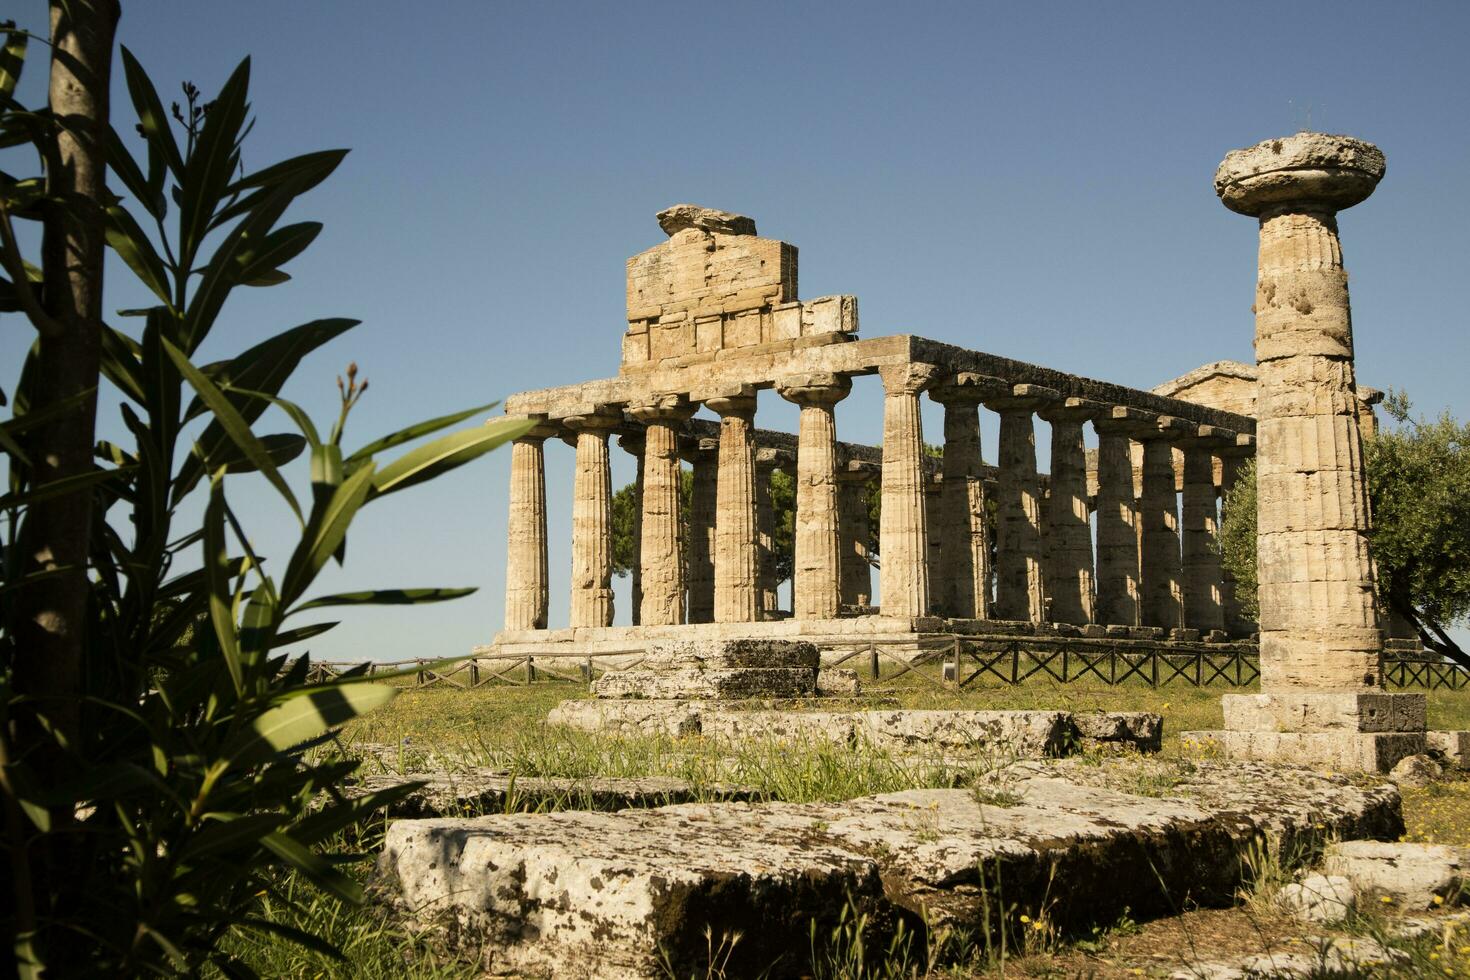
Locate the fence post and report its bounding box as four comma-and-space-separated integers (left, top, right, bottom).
527, 657, 536, 684
581, 658, 592, 683
869, 642, 879, 681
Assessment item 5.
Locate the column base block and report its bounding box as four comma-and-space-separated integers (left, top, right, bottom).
1220, 691, 1426, 733
1181, 729, 1426, 774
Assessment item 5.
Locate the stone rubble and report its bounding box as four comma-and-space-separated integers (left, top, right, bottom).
1322, 840, 1468, 909
375, 761, 1400, 980
1276, 873, 1356, 925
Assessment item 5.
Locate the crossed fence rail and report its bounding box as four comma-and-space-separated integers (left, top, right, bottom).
305, 637, 1464, 692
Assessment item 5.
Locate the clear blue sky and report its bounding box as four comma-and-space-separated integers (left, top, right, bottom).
6, 1, 1468, 660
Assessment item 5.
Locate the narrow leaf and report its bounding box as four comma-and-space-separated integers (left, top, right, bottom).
225, 683, 396, 765
120, 47, 183, 176
371, 417, 533, 498
165, 337, 301, 520
280, 463, 375, 606
0, 28, 25, 99
291, 587, 475, 613
346, 401, 499, 464
105, 204, 172, 303
0, 464, 135, 510
204, 479, 245, 694
260, 831, 364, 905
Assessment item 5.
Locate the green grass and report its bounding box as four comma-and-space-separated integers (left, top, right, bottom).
217, 676, 1470, 977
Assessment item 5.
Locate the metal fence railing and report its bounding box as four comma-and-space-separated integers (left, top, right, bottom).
307, 637, 1464, 692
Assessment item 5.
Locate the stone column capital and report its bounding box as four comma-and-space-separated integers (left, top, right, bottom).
616, 432, 645, 455
1037, 396, 1106, 424
837, 459, 880, 482
777, 372, 852, 405
627, 393, 695, 425
1134, 415, 1192, 442
929, 372, 1008, 406
560, 406, 623, 432
678, 435, 720, 464
983, 383, 1062, 414
1215, 133, 1384, 218
1092, 405, 1154, 437
755, 446, 793, 472
705, 394, 758, 419
877, 361, 943, 396
506, 415, 559, 442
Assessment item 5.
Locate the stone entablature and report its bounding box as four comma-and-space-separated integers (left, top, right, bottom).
622, 204, 857, 370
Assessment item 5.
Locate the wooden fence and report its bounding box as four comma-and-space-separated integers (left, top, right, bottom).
306, 638, 1465, 692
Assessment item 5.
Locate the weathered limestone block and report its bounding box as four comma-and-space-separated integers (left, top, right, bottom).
858, 709, 1071, 755
1276, 874, 1356, 925
1323, 840, 1467, 908
1221, 691, 1425, 733
641, 638, 821, 671
1182, 729, 1425, 774
377, 762, 1400, 979
1071, 712, 1164, 753
546, 698, 703, 737
706, 390, 760, 623
817, 667, 861, 696
1215, 134, 1386, 690
591, 667, 818, 701
985, 385, 1058, 623
701, 710, 859, 744
877, 363, 942, 618
1427, 730, 1470, 769
780, 373, 852, 620
504, 426, 553, 630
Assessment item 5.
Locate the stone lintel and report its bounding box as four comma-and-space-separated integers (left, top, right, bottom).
840, 458, 881, 479
1135, 414, 1192, 441
755, 446, 794, 470
678, 434, 720, 461
983, 382, 1062, 413
1220, 691, 1426, 733
1218, 432, 1257, 457
1181, 424, 1239, 450
1037, 396, 1105, 424
930, 371, 1009, 405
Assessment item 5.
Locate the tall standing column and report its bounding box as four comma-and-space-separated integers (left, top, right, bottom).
1093, 407, 1150, 627
617, 433, 646, 625
1136, 416, 1188, 630
931, 374, 1003, 619
1217, 433, 1256, 635
1181, 426, 1234, 633
837, 462, 876, 609
1200, 134, 1421, 773
1216, 134, 1387, 689
564, 409, 622, 628
504, 422, 554, 631
707, 390, 761, 623
628, 395, 696, 626
984, 384, 1058, 623
877, 362, 941, 619
754, 448, 786, 618
1039, 397, 1102, 625
681, 435, 719, 623
779, 373, 852, 620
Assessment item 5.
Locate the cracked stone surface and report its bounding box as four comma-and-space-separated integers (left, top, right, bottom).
375, 761, 1400, 979
1322, 840, 1468, 909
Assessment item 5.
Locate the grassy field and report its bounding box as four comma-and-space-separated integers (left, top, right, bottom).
215, 676, 1470, 978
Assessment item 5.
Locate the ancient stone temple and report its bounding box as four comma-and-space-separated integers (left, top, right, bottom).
487, 203, 1258, 657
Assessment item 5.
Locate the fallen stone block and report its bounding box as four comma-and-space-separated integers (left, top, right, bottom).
545, 698, 701, 737
590, 666, 817, 700
1276, 873, 1355, 924
856, 709, 1071, 757
376, 762, 1401, 979
700, 709, 856, 745
352, 770, 760, 818
816, 667, 860, 696
1323, 840, 1468, 908
1427, 730, 1470, 769
1071, 711, 1163, 753
641, 638, 820, 671
1390, 752, 1442, 788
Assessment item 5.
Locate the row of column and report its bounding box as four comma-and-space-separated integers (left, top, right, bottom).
502, 368, 1254, 633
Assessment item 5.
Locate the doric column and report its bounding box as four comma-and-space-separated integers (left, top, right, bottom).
1136, 415, 1188, 630
779, 373, 852, 620
1039, 397, 1103, 625
930, 373, 1004, 620
754, 448, 787, 618
1216, 134, 1386, 689
563, 408, 622, 628
877, 362, 941, 619
616, 433, 645, 625
1181, 425, 1235, 633
1093, 406, 1150, 627
706, 388, 761, 623
503, 420, 554, 630
1217, 433, 1256, 635
680, 435, 719, 624
628, 395, 696, 626
984, 384, 1059, 623
837, 461, 876, 609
